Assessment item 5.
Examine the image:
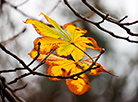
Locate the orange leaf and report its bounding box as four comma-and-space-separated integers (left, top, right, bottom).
86, 37, 101, 51
66, 67, 90, 95
46, 65, 68, 81
83, 62, 118, 77
46, 60, 76, 81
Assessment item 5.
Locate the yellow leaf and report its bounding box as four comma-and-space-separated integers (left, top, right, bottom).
46, 61, 75, 81
25, 19, 67, 40
63, 23, 87, 41
66, 67, 90, 95
33, 36, 67, 55
40, 12, 71, 41
28, 48, 67, 66
29, 48, 91, 95
26, 13, 101, 61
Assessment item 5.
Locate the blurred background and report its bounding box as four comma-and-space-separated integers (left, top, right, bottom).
0, 0, 138, 102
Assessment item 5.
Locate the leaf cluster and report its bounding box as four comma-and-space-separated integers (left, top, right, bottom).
25, 13, 118, 95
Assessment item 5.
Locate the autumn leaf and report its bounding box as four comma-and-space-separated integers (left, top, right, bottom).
29, 48, 90, 95
46, 58, 91, 95
25, 13, 101, 61
83, 61, 118, 77
26, 13, 112, 95
66, 67, 90, 95
29, 48, 67, 66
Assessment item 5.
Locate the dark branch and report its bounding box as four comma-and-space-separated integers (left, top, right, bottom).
0, 68, 26, 74
27, 42, 41, 67
13, 84, 27, 92
0, 28, 26, 45
8, 48, 105, 84
64, 0, 138, 43
119, 15, 128, 22
8, 73, 31, 85
0, 75, 26, 102
0, 43, 34, 73
82, 0, 138, 36
32, 49, 55, 71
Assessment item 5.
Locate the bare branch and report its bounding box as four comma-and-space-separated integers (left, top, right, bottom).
119, 15, 128, 22
0, 75, 26, 102
32, 49, 106, 79
5, 0, 29, 7
8, 48, 105, 85
0, 68, 26, 74
64, 0, 138, 43
121, 20, 138, 25
5, 0, 36, 19
8, 73, 31, 85
64, 0, 97, 25
13, 84, 27, 92
0, 28, 26, 45
71, 11, 94, 24
0, 44, 34, 73
82, 0, 138, 36
27, 42, 41, 67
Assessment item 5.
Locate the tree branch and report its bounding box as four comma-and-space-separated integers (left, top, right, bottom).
0, 28, 26, 46
8, 48, 106, 84
0, 43, 33, 73
0, 75, 26, 102
64, 0, 138, 43
82, 0, 138, 36
0, 68, 26, 74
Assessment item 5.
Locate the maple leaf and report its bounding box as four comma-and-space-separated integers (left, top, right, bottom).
25, 13, 101, 61
29, 49, 90, 95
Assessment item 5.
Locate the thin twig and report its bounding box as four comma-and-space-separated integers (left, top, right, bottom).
5, 0, 29, 7
81, 0, 138, 36
8, 73, 31, 85
121, 20, 138, 25
32, 49, 105, 79
0, 75, 26, 102
5, 0, 36, 19
0, 28, 26, 45
6, 85, 26, 102
8, 49, 55, 84
119, 15, 128, 22
0, 68, 26, 74
64, 0, 138, 43
32, 49, 55, 71
27, 42, 41, 67
8, 48, 103, 84
71, 11, 94, 24
13, 84, 27, 92
15, 0, 29, 7
0, 44, 34, 73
